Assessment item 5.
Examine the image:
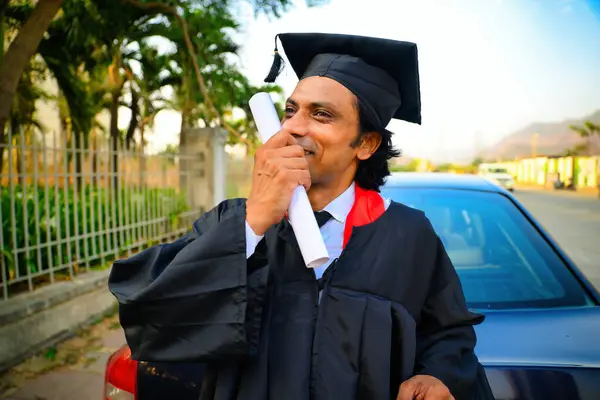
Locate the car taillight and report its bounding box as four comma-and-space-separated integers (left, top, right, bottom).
105, 345, 137, 400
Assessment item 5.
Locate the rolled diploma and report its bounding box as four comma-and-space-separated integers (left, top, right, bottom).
248, 92, 330, 268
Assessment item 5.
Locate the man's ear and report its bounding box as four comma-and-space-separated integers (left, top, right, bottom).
356, 132, 382, 161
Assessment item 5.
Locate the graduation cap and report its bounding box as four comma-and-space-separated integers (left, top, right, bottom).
264, 32, 422, 127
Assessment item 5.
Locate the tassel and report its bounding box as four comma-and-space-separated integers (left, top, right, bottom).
264, 35, 284, 83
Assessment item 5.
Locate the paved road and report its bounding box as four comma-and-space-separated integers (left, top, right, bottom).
514, 188, 600, 290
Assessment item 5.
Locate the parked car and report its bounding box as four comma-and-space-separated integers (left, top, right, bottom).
478, 163, 516, 191
105, 172, 600, 400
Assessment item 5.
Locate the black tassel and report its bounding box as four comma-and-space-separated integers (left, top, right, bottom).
264, 35, 284, 83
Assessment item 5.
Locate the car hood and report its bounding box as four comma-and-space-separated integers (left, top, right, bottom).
473, 306, 600, 368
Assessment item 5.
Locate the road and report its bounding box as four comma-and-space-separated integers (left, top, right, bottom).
514, 188, 600, 290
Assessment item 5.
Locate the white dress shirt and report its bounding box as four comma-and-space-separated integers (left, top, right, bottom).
245, 182, 391, 279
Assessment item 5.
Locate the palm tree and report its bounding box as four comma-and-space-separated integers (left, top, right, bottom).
569, 122, 600, 156
40, 0, 158, 190
121, 0, 328, 148
121, 40, 179, 187
2, 0, 329, 163
144, 5, 282, 149
36, 6, 111, 190
124, 40, 176, 151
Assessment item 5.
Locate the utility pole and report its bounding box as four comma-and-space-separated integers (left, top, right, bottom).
531, 132, 540, 158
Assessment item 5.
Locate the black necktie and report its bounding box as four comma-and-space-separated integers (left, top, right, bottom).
314, 210, 333, 228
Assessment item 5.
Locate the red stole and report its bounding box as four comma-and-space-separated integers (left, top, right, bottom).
342, 185, 386, 249
286, 184, 385, 249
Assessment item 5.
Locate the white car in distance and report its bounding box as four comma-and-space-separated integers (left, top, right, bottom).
478, 164, 515, 191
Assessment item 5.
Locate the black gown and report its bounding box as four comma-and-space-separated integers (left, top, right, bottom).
108, 198, 495, 400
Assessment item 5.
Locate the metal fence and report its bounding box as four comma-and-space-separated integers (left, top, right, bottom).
0, 126, 253, 300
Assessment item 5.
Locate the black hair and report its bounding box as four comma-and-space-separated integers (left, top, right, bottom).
351, 100, 401, 192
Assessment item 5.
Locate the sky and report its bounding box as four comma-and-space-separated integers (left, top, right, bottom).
143, 0, 600, 163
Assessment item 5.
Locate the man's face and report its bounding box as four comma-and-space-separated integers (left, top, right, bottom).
282, 76, 379, 188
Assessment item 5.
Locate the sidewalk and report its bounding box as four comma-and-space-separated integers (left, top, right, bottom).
0, 314, 125, 400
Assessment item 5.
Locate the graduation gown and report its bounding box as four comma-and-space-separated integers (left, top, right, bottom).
108, 190, 494, 400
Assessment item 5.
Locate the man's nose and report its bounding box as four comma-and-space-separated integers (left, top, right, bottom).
282, 112, 309, 138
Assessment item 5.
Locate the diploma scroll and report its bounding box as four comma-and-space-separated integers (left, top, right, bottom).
249, 92, 330, 269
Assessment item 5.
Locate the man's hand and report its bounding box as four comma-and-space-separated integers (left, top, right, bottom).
246, 129, 310, 236
397, 375, 455, 400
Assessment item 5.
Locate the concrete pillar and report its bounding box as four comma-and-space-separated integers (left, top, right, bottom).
179, 127, 227, 213
212, 128, 228, 206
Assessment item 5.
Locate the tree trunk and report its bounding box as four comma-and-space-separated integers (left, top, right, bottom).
0, 129, 5, 175
125, 89, 139, 150
91, 131, 98, 186
0, 0, 64, 135
0, 2, 6, 65
10, 119, 24, 188
179, 109, 189, 197
73, 131, 83, 190
110, 91, 120, 192
138, 121, 145, 187
179, 110, 187, 148
1, 5, 9, 173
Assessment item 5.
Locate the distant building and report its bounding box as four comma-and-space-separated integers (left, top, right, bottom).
483, 156, 599, 189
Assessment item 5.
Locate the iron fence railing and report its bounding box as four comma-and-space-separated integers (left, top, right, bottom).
0, 127, 207, 300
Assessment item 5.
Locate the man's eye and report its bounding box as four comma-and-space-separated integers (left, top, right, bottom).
314, 110, 332, 118
285, 107, 296, 115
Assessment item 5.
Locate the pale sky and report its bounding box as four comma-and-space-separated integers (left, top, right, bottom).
143, 0, 600, 163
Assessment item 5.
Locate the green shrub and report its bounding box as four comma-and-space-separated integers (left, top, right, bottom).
1, 184, 189, 284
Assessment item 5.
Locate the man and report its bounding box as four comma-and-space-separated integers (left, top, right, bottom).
109, 33, 494, 400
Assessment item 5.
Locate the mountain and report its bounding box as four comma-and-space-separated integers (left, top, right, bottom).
481, 109, 600, 161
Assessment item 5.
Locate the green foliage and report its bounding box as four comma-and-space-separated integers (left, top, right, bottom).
44, 347, 57, 361
4, 0, 331, 151
1, 184, 189, 284
159, 144, 180, 157
568, 121, 600, 155
10, 58, 50, 135
569, 121, 600, 138
434, 163, 453, 172
471, 157, 484, 167
390, 159, 420, 172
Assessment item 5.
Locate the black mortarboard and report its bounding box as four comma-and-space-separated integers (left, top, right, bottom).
264, 32, 421, 126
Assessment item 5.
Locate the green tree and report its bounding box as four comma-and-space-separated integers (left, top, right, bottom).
471, 156, 484, 167
391, 159, 420, 172
131, 4, 284, 150
124, 41, 174, 151
1, 0, 330, 167
0, 0, 64, 136
568, 121, 600, 156
570, 121, 600, 138
435, 163, 454, 172
7, 58, 50, 182
120, 0, 327, 149
35, 0, 144, 188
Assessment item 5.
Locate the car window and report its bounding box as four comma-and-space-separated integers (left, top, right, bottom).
380, 187, 591, 310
